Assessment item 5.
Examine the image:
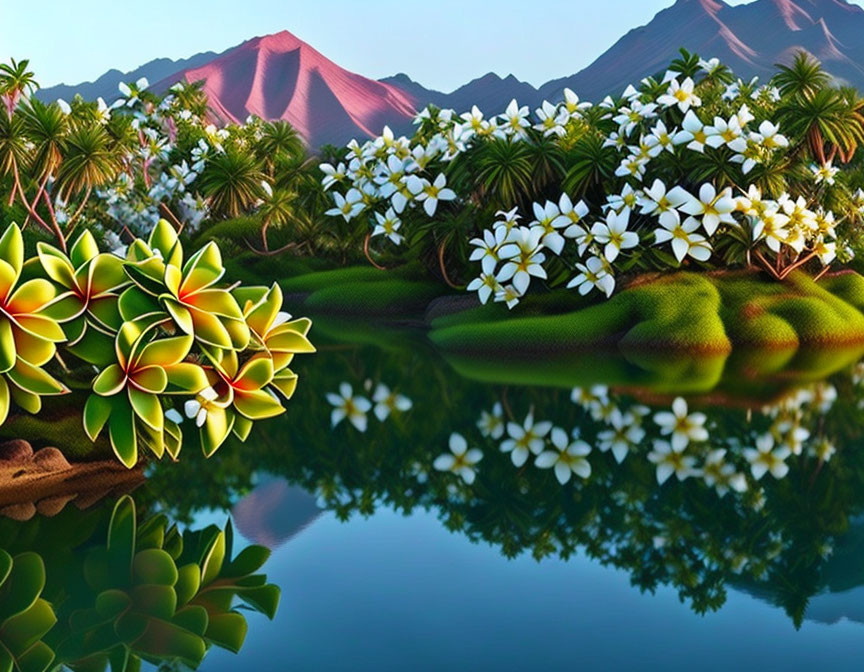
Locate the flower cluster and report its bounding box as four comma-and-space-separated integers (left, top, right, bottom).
0, 220, 315, 467
326, 379, 413, 432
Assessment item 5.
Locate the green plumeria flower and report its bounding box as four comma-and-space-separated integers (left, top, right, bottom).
186, 349, 285, 457
37, 230, 127, 366
120, 220, 250, 351
84, 319, 208, 467
0, 223, 68, 424
233, 283, 315, 399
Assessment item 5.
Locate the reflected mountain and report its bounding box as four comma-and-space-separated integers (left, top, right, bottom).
232, 475, 322, 548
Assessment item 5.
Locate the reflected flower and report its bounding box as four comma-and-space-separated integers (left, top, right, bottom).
743, 434, 790, 480
648, 440, 698, 484
810, 438, 836, 462
327, 383, 372, 432
597, 410, 645, 463
535, 427, 591, 484
434, 433, 483, 484
372, 384, 412, 421
702, 449, 747, 497
501, 412, 553, 467
653, 397, 708, 451
478, 402, 505, 439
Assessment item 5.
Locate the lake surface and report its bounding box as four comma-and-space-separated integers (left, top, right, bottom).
5, 312, 864, 671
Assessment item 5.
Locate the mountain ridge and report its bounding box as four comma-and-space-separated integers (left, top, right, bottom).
35, 0, 864, 147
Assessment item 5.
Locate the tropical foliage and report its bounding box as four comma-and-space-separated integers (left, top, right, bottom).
0, 495, 280, 671
321, 50, 864, 308
0, 220, 314, 468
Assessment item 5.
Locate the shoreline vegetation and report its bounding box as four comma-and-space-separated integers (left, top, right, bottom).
4, 47, 864, 469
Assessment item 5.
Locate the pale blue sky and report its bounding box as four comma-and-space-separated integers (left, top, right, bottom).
1, 0, 861, 91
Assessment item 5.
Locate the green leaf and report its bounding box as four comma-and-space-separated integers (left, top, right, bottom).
205, 613, 247, 653
0, 223, 24, 277
109, 403, 138, 468
0, 553, 45, 623
132, 549, 178, 587
7, 360, 67, 396
83, 393, 113, 441
128, 387, 164, 432
200, 532, 226, 587
225, 546, 270, 578
93, 363, 127, 396
0, 377, 8, 427
107, 496, 137, 577
130, 584, 177, 620
238, 584, 281, 620
0, 320, 16, 374
70, 230, 101, 268
174, 564, 201, 607
173, 605, 209, 637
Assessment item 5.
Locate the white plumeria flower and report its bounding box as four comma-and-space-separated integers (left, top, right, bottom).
702, 449, 747, 497
743, 434, 790, 480
673, 183, 736, 236
372, 383, 412, 421
597, 410, 645, 463
814, 237, 837, 265
704, 115, 747, 152
613, 101, 658, 136
615, 155, 647, 181
326, 383, 372, 432
590, 209, 639, 263
653, 397, 708, 452
469, 226, 508, 274
467, 273, 503, 305
639, 179, 688, 228
751, 120, 788, 149
372, 208, 404, 245
494, 283, 522, 309
673, 110, 709, 153
653, 215, 712, 263
499, 99, 530, 139
648, 440, 698, 485
535, 428, 591, 484
530, 200, 567, 255
461, 105, 488, 134
496, 226, 547, 295
658, 77, 701, 112
775, 420, 810, 456
478, 402, 505, 439
407, 173, 456, 216
325, 188, 365, 222
752, 209, 790, 253
648, 120, 676, 154
735, 103, 755, 127
434, 433, 483, 484
555, 193, 590, 238
534, 100, 568, 137
603, 131, 628, 151
699, 57, 722, 75
56, 98, 72, 115
567, 256, 615, 297
811, 162, 839, 185
183, 386, 219, 428
320, 162, 347, 190
562, 87, 591, 118
500, 412, 553, 467
493, 206, 522, 232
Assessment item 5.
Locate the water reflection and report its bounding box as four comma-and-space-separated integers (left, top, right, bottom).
0, 493, 279, 671
5, 315, 864, 666
142, 320, 864, 628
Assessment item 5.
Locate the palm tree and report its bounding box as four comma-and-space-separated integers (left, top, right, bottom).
255, 121, 304, 176
172, 79, 209, 120
0, 59, 37, 117
55, 125, 122, 241
258, 187, 297, 252
774, 52, 831, 100
198, 148, 266, 219
776, 87, 864, 164
19, 99, 67, 183
472, 139, 534, 210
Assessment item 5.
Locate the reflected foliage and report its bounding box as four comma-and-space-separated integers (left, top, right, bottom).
0, 496, 279, 671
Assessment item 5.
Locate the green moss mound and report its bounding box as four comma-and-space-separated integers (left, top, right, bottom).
430, 270, 864, 355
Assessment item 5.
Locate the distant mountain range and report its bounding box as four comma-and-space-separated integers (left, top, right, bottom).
35, 0, 864, 147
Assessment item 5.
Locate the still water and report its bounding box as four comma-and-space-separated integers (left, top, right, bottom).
5, 313, 864, 670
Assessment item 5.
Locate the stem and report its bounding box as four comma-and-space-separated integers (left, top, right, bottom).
437, 238, 460, 289
753, 250, 782, 280
778, 251, 818, 280
65, 185, 92, 236
40, 188, 66, 252
814, 264, 832, 282
363, 232, 388, 271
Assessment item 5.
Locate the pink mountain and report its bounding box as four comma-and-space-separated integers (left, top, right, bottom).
162, 30, 418, 147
